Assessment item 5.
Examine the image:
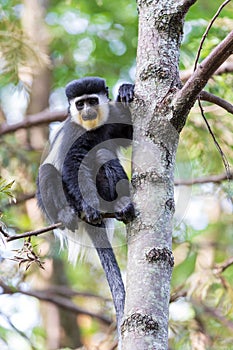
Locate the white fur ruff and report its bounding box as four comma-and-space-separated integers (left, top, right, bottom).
54, 219, 115, 265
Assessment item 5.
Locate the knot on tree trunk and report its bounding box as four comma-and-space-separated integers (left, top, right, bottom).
121, 312, 159, 336
146, 247, 174, 267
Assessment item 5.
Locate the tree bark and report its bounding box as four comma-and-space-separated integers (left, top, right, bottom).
122, 1, 196, 349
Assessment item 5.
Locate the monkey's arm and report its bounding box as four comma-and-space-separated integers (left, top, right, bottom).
37, 163, 78, 230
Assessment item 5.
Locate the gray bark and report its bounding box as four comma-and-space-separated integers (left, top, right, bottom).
122, 1, 196, 349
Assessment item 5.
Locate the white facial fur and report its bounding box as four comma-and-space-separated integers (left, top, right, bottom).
69, 93, 109, 130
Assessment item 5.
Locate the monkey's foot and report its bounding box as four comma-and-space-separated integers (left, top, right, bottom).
114, 196, 136, 224
80, 204, 103, 224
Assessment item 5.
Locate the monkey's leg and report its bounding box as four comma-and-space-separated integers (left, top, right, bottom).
96, 149, 135, 224
37, 163, 78, 230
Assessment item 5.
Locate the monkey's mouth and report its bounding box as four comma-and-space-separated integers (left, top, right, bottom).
82, 110, 97, 121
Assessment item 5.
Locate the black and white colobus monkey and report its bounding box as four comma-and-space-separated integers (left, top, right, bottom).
36, 77, 135, 339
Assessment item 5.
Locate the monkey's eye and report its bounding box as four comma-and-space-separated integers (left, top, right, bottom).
88, 98, 98, 106
75, 100, 85, 110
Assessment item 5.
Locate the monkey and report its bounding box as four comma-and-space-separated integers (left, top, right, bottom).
36, 77, 135, 341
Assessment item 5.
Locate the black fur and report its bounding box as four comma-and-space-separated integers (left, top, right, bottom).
37, 77, 135, 340
65, 76, 109, 100
61, 118, 134, 225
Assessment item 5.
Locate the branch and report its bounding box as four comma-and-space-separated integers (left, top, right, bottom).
200, 91, 233, 114
1, 212, 118, 242
173, 30, 233, 128
180, 61, 233, 82
197, 97, 231, 178
180, 0, 198, 12
175, 172, 233, 186
43, 285, 110, 301
0, 311, 32, 345
0, 280, 111, 325
5, 193, 35, 208
0, 109, 67, 136
2, 223, 62, 242
214, 256, 233, 274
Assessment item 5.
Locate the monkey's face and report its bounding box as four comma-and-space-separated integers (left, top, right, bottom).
69, 94, 109, 130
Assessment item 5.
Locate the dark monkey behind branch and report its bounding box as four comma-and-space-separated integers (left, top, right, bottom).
36, 77, 135, 340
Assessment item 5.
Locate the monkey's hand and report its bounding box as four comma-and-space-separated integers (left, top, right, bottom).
117, 84, 134, 105
114, 196, 136, 224
80, 202, 103, 225
58, 206, 79, 231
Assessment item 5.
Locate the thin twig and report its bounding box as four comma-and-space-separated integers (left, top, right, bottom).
180, 62, 233, 82
197, 97, 231, 181
194, 0, 232, 71
2, 212, 116, 243
0, 225, 10, 238
175, 171, 233, 186
173, 30, 233, 127
200, 91, 233, 115
43, 285, 110, 301
214, 256, 233, 274
6, 222, 62, 242
0, 311, 36, 349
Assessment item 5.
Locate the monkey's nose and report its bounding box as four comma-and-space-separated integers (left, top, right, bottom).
82, 109, 97, 120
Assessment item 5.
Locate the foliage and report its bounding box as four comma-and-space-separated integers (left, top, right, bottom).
0, 178, 14, 199
0, 2, 48, 88
47, 0, 138, 89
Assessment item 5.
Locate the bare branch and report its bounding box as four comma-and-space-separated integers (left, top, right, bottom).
5, 193, 35, 208
214, 256, 233, 274
44, 285, 110, 301
197, 97, 231, 179
0, 311, 33, 345
175, 172, 233, 186
0, 109, 67, 136
0, 280, 111, 325
200, 91, 233, 114
180, 61, 233, 82
5, 222, 62, 242
173, 30, 233, 129
2, 212, 117, 243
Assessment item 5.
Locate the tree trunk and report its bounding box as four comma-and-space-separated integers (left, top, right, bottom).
22, 0, 51, 149
122, 1, 196, 349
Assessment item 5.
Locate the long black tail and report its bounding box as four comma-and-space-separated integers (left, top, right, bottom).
87, 221, 125, 336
